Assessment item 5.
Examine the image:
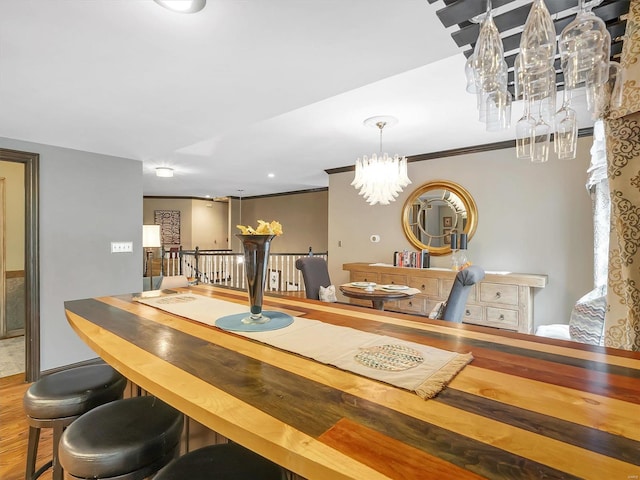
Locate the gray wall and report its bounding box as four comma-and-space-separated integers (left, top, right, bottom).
230, 191, 329, 254
328, 137, 595, 330
143, 197, 194, 249
191, 199, 229, 250
0, 137, 143, 371
143, 197, 230, 250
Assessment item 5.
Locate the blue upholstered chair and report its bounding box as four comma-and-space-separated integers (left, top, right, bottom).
441, 266, 485, 323
295, 257, 332, 300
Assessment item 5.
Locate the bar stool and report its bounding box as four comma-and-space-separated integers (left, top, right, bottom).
59, 395, 184, 479
23, 363, 127, 480
154, 442, 286, 480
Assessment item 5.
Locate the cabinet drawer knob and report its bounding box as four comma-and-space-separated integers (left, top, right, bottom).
495, 292, 502, 298
498, 314, 505, 321
421, 284, 426, 289
465, 309, 471, 316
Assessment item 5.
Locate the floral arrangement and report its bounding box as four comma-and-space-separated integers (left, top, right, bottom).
237, 220, 283, 236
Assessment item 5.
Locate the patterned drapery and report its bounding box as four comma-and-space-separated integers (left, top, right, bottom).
604, 117, 640, 350
603, 0, 640, 351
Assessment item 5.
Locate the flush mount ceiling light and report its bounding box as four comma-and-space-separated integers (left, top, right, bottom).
153, 0, 206, 14
156, 167, 174, 178
351, 116, 411, 206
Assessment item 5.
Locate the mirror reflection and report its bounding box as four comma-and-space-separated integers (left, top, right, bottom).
402, 180, 478, 256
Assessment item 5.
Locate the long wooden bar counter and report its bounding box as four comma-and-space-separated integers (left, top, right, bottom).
64, 284, 640, 480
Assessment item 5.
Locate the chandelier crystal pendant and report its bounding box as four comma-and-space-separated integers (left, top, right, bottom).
351, 116, 411, 206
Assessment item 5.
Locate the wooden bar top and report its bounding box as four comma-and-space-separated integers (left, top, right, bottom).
64, 285, 640, 480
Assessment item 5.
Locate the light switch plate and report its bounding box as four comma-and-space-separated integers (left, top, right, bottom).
111, 241, 133, 253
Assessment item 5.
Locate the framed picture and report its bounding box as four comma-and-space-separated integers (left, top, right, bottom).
443, 228, 452, 246
268, 269, 281, 291
443, 216, 453, 228
154, 209, 181, 245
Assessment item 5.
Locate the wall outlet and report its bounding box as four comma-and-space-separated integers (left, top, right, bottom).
111, 241, 133, 253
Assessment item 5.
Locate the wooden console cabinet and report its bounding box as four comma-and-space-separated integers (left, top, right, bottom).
343, 263, 547, 333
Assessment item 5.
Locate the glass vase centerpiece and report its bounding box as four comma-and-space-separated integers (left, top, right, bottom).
236, 220, 283, 324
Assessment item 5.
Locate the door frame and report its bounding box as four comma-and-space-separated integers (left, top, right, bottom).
0, 178, 5, 337
0, 148, 39, 381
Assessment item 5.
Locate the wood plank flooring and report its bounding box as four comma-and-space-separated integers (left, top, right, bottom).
0, 373, 54, 480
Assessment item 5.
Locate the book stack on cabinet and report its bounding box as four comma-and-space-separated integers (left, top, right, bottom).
393, 250, 430, 268
342, 263, 547, 333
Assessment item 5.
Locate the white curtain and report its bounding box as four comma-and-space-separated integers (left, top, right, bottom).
586, 120, 610, 293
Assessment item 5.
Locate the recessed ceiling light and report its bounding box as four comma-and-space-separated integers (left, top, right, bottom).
268, 173, 275, 178
156, 167, 174, 178
153, 0, 206, 14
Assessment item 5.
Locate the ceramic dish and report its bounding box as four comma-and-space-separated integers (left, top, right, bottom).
380, 284, 409, 290
350, 282, 377, 288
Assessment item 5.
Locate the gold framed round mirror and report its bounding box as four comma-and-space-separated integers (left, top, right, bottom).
401, 180, 478, 256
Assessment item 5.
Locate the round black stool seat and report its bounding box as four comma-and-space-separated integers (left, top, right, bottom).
155, 442, 285, 480
23, 363, 127, 480
24, 363, 127, 420
59, 395, 184, 479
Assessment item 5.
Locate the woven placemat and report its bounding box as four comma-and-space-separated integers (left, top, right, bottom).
354, 344, 424, 371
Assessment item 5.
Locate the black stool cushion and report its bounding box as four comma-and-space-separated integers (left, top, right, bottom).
59, 396, 184, 478
23, 363, 127, 419
155, 443, 284, 480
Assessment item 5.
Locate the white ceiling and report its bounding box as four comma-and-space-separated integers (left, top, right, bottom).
0, 0, 595, 198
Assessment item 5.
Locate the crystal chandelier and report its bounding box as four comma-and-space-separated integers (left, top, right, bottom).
351, 116, 411, 206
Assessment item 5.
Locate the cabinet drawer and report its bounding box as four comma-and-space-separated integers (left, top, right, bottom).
408, 276, 438, 296
480, 283, 518, 306
441, 279, 477, 302
485, 307, 518, 327
351, 272, 379, 284
461, 304, 483, 321
380, 273, 408, 286
395, 297, 425, 314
